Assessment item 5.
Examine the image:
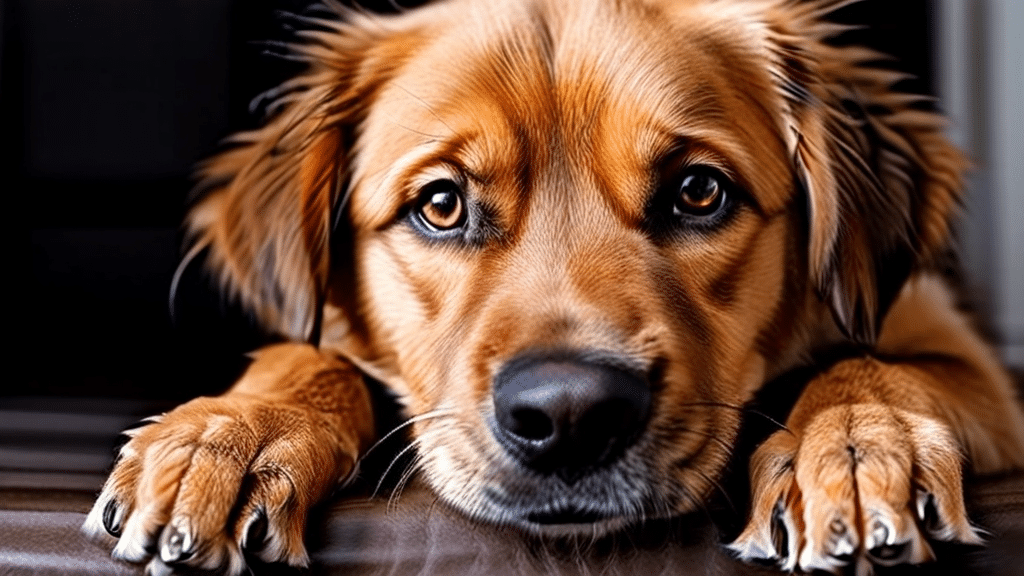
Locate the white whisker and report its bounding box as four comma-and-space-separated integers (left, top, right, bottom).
372, 435, 427, 500
357, 408, 457, 467
388, 450, 424, 512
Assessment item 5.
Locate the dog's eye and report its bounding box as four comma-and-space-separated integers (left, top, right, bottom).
416, 180, 467, 231
673, 170, 726, 217
643, 164, 738, 239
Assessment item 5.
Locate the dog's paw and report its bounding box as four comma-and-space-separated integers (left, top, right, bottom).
729, 404, 982, 575
83, 396, 357, 576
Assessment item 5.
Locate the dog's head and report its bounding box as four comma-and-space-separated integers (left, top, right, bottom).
186, 0, 964, 533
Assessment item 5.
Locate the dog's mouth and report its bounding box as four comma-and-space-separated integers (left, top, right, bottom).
525, 506, 610, 525
477, 467, 649, 534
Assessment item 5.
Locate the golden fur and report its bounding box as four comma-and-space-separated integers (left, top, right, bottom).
85, 0, 1024, 574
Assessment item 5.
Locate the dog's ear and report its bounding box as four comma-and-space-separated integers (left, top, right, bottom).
766, 1, 967, 345
182, 11, 414, 341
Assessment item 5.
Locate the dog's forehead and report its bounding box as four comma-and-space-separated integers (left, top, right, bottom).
349, 0, 793, 227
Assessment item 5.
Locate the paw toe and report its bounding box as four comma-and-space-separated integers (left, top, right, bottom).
232, 469, 309, 567
158, 517, 195, 564
823, 517, 856, 564
112, 512, 160, 563
914, 488, 984, 545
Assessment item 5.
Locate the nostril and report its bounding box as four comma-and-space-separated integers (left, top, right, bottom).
509, 408, 555, 441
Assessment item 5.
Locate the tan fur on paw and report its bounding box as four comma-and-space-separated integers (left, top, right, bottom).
82, 396, 359, 576
729, 404, 982, 575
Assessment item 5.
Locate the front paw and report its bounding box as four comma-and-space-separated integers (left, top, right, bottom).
729, 404, 982, 575
82, 396, 357, 576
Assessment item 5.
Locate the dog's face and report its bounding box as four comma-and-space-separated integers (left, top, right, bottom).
340, 0, 807, 530
190, 0, 962, 533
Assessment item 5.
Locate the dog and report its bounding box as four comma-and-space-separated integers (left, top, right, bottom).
84, 0, 1024, 574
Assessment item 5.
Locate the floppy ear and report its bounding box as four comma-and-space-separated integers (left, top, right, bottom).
181, 9, 412, 341
766, 1, 967, 344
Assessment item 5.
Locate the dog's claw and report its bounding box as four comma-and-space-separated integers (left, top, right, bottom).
864, 518, 890, 551
770, 502, 789, 564
243, 509, 269, 554
826, 518, 855, 565
916, 489, 945, 537
102, 499, 124, 537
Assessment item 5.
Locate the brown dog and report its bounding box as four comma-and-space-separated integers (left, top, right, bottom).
84, 0, 1024, 574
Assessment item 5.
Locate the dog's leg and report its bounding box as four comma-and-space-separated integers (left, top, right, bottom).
82, 343, 374, 576
730, 275, 1024, 574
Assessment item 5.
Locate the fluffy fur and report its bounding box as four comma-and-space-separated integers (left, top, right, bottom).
84, 1, 1024, 575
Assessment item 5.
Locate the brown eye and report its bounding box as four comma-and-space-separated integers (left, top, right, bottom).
416, 179, 466, 231
674, 171, 725, 217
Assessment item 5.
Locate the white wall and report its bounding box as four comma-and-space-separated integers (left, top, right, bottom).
936, 0, 1024, 367
987, 0, 1024, 366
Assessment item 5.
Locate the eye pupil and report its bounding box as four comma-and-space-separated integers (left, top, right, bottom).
675, 172, 724, 215
418, 180, 466, 230
430, 191, 458, 215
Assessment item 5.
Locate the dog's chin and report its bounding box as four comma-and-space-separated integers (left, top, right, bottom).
476, 489, 640, 537
516, 513, 633, 538
429, 459, 661, 537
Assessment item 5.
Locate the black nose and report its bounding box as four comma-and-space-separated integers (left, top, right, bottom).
491, 355, 651, 483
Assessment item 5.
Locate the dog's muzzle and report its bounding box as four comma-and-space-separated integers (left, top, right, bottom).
490, 354, 651, 484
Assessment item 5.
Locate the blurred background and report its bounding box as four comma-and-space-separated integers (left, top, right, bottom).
2, 0, 1021, 401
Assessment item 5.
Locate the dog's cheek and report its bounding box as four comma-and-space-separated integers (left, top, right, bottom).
645, 217, 797, 492
352, 233, 486, 410
705, 215, 804, 397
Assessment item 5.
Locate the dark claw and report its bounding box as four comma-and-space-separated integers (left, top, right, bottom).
771, 503, 789, 563
102, 499, 123, 537
919, 492, 943, 535
243, 509, 269, 554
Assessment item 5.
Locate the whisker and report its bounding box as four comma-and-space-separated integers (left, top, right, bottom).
372, 437, 424, 500
357, 408, 457, 468
387, 450, 423, 512
675, 485, 705, 520
386, 117, 445, 141
393, 451, 421, 491
386, 432, 446, 510
329, 499, 375, 513
669, 424, 735, 455
678, 401, 791, 434
258, 50, 309, 63
168, 240, 207, 324
249, 39, 296, 53
651, 492, 675, 526
425, 489, 444, 520
390, 82, 457, 136
693, 467, 736, 514
272, 9, 339, 31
